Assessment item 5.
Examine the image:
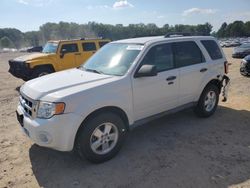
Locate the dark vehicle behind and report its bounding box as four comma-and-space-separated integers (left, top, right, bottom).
232, 43, 250, 58
240, 55, 250, 76
27, 46, 43, 52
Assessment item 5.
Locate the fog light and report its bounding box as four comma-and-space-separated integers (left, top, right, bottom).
38, 132, 52, 144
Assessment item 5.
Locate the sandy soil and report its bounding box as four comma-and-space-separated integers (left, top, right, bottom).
0, 48, 250, 188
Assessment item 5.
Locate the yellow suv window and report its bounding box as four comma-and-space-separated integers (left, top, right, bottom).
82, 42, 96, 51
61, 43, 79, 53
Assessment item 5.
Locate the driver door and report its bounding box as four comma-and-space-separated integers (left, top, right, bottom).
58, 43, 78, 71
132, 43, 180, 121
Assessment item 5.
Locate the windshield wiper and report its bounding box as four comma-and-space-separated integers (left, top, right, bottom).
84, 68, 103, 74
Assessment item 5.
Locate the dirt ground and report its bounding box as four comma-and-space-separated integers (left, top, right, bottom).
0, 48, 250, 188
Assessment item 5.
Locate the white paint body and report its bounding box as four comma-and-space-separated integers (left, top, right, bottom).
17, 36, 227, 151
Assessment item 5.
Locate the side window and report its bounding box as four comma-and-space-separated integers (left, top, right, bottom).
173, 41, 205, 68
99, 41, 109, 48
141, 43, 174, 72
60, 43, 78, 53
201, 40, 223, 60
82, 42, 97, 51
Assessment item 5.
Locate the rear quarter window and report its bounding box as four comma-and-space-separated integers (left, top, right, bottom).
201, 40, 223, 60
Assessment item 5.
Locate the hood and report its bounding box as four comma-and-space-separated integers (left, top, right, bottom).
20, 68, 115, 100
244, 55, 250, 62
13, 53, 52, 62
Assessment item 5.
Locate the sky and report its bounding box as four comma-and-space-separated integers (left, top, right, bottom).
0, 0, 250, 32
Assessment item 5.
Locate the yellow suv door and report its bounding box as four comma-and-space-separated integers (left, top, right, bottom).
76, 41, 97, 67
58, 43, 79, 71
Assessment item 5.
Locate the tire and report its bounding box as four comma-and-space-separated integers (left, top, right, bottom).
31, 66, 54, 79
75, 112, 127, 163
195, 84, 220, 118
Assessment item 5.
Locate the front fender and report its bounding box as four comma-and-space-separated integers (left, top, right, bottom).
28, 58, 57, 70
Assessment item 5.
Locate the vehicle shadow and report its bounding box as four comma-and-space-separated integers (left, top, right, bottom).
29, 106, 250, 188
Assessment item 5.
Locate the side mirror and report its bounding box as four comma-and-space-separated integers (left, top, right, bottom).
135, 65, 157, 78
60, 49, 67, 58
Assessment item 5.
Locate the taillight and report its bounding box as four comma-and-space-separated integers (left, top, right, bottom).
224, 61, 229, 74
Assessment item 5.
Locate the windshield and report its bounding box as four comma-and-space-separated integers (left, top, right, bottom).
42, 42, 58, 53
81, 43, 143, 76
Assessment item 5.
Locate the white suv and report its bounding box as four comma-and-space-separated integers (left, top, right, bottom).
16, 34, 230, 163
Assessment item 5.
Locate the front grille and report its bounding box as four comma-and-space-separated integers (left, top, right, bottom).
246, 63, 250, 70
9, 60, 24, 70
19, 95, 34, 117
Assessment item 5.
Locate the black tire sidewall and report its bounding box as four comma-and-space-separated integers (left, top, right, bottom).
31, 66, 53, 79
76, 112, 127, 163
195, 84, 219, 117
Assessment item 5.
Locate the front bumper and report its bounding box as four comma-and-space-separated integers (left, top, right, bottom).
240, 63, 250, 76
8, 60, 32, 80
16, 104, 82, 151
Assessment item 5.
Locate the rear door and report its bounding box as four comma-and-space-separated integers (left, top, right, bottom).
132, 43, 179, 121
58, 43, 78, 70
79, 42, 97, 66
173, 41, 208, 105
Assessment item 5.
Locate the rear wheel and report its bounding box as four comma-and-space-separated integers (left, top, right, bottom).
195, 84, 219, 117
75, 112, 127, 163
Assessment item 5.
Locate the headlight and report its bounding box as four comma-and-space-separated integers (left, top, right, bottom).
37, 101, 65, 119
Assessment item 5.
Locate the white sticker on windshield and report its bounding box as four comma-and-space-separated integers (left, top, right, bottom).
126, 45, 144, 51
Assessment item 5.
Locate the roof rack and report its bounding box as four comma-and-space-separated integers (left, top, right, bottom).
164, 32, 207, 38
80, 37, 103, 40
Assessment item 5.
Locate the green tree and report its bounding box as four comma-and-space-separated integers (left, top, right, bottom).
0, 36, 15, 48
25, 31, 41, 46
217, 22, 227, 38
229, 21, 246, 37
196, 22, 213, 36
244, 21, 250, 37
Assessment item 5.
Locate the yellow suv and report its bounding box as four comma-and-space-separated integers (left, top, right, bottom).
8, 38, 110, 80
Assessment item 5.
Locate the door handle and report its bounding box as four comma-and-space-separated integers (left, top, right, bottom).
200, 68, 208, 73
166, 76, 177, 81
168, 82, 174, 85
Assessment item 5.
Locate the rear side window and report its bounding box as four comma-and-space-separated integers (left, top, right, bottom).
61, 43, 78, 53
82, 42, 97, 51
141, 43, 174, 72
173, 41, 205, 68
99, 41, 109, 48
201, 40, 223, 60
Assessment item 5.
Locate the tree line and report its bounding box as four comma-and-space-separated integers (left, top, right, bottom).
0, 22, 212, 49
0, 20, 248, 49
217, 21, 250, 38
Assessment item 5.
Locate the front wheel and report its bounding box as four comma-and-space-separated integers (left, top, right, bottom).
31, 66, 54, 79
195, 84, 220, 118
75, 112, 127, 163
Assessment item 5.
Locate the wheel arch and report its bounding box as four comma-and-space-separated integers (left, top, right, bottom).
205, 79, 222, 93
195, 78, 222, 102
74, 106, 130, 147
32, 64, 55, 72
